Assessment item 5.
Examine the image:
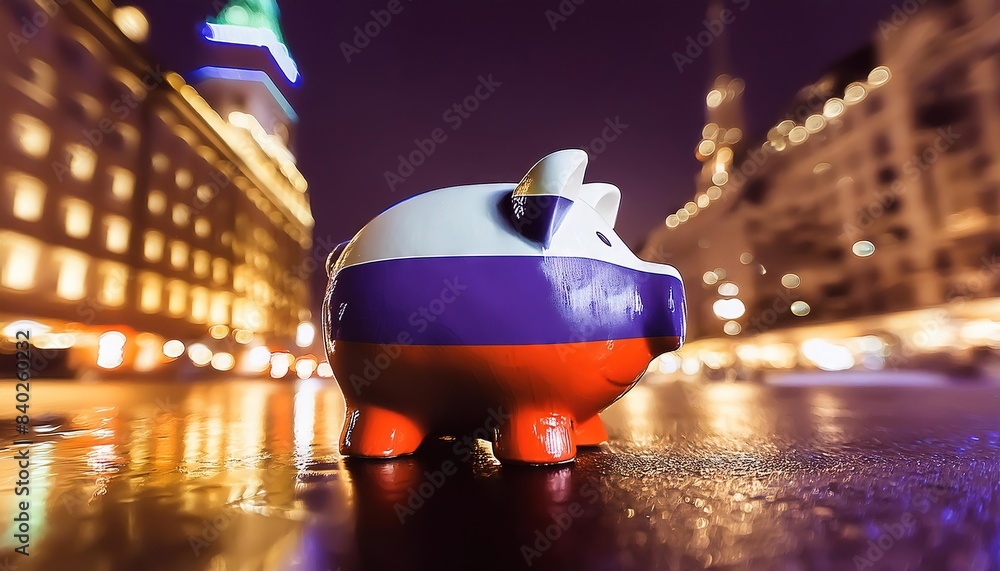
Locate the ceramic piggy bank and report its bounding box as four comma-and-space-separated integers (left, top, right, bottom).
323, 149, 685, 464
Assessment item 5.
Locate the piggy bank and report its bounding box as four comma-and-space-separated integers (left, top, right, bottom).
323, 149, 685, 464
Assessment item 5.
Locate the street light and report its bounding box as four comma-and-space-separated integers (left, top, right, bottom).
713, 298, 746, 320
296, 322, 316, 348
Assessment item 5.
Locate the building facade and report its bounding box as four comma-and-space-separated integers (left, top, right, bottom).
0, 0, 315, 374
642, 0, 1000, 356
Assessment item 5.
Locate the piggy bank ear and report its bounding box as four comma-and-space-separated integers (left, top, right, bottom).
579, 182, 621, 228
509, 149, 588, 245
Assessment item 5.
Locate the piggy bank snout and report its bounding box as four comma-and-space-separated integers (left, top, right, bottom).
639, 264, 686, 354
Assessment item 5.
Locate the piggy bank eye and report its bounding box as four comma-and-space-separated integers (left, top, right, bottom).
596, 232, 612, 247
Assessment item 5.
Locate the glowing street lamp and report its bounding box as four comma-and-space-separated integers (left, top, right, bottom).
296, 321, 316, 348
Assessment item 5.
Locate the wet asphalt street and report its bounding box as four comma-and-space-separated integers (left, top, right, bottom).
0, 376, 997, 571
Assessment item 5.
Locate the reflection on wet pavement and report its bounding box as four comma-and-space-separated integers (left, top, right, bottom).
0, 378, 997, 570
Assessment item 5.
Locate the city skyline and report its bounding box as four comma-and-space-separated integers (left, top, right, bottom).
129, 0, 900, 252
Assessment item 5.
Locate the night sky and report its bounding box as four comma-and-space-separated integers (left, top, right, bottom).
131, 0, 897, 251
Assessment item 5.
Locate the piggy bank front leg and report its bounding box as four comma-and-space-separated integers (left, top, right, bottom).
340, 406, 426, 458
573, 415, 609, 447
491, 409, 577, 464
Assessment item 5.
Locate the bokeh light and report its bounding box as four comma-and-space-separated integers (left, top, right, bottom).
791, 301, 811, 317
162, 339, 184, 359
781, 274, 801, 289
852, 241, 876, 257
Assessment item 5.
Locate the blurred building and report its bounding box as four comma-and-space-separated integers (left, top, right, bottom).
0, 0, 317, 375
643, 0, 1000, 351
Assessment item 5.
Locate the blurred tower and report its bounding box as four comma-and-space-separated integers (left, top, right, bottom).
644, 0, 754, 339
186, 0, 315, 355
695, 0, 746, 195
191, 0, 300, 153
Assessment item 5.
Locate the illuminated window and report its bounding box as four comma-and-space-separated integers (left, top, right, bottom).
144, 231, 164, 262
11, 114, 51, 158
212, 258, 228, 284
1, 234, 40, 290
172, 204, 190, 226
16, 59, 56, 105
72, 93, 101, 122
105, 216, 130, 254
108, 167, 134, 200
8, 173, 46, 222
190, 287, 209, 322
113, 5, 149, 42
195, 184, 213, 204
63, 199, 92, 238
67, 144, 96, 182
151, 153, 169, 173
147, 190, 166, 214
210, 292, 231, 324
175, 169, 192, 189
232, 297, 248, 328
166, 280, 187, 316
172, 124, 197, 146
139, 273, 163, 313
112, 67, 144, 99
99, 262, 128, 306
249, 301, 268, 330
252, 279, 268, 301
233, 265, 247, 292
169, 241, 188, 269
238, 299, 268, 331
194, 217, 211, 237
193, 250, 210, 277
115, 123, 140, 150
56, 252, 88, 300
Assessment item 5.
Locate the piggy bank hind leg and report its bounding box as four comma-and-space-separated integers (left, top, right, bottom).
340, 406, 426, 458
491, 410, 577, 464
574, 415, 609, 447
